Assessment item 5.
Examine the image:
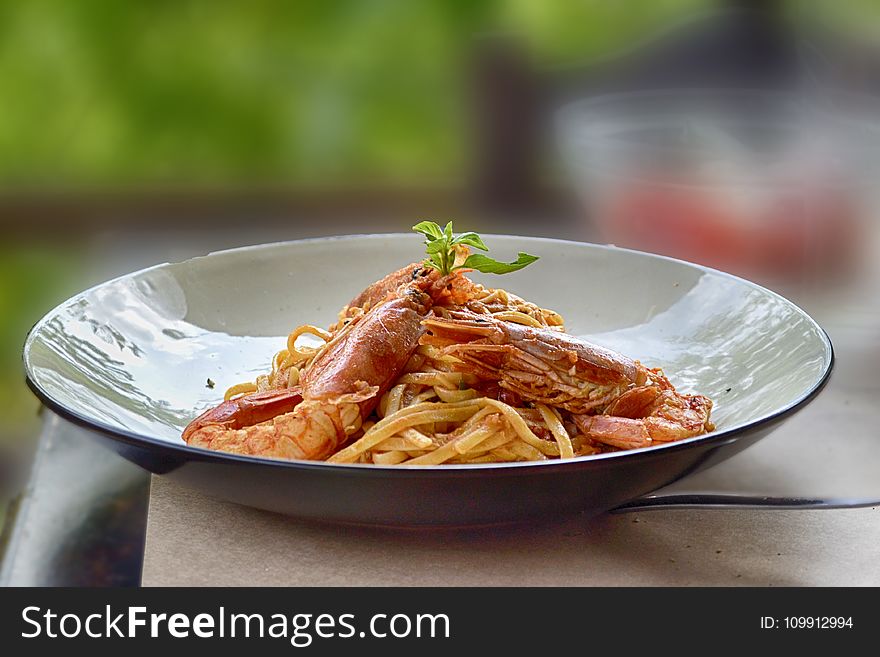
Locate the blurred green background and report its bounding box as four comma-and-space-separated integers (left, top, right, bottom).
0, 246, 80, 435
0, 0, 708, 188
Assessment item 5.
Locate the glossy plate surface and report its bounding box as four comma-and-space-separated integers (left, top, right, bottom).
24, 234, 833, 526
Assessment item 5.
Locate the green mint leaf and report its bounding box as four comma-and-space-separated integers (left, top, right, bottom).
451, 232, 488, 251
460, 252, 539, 274
412, 221, 443, 240
413, 220, 539, 277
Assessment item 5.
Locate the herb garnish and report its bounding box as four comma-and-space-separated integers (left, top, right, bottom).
412, 221, 539, 277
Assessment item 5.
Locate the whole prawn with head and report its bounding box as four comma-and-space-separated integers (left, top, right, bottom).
422, 310, 714, 451
182, 264, 479, 460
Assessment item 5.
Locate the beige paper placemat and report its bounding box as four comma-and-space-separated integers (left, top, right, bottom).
142, 474, 878, 587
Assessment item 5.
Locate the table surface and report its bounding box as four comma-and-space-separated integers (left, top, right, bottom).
141, 228, 880, 587
144, 478, 878, 586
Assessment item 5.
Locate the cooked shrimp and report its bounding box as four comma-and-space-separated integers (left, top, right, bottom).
421, 309, 646, 414
185, 287, 435, 460
421, 310, 713, 451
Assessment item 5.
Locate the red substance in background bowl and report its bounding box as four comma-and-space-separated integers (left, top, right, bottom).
602, 182, 861, 279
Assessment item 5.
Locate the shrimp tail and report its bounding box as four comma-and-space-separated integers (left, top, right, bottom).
181, 388, 303, 443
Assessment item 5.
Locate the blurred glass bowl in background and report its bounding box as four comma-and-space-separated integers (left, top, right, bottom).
557, 90, 880, 282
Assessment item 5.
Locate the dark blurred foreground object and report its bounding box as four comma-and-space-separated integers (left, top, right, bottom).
472, 1, 880, 281
0, 413, 148, 586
